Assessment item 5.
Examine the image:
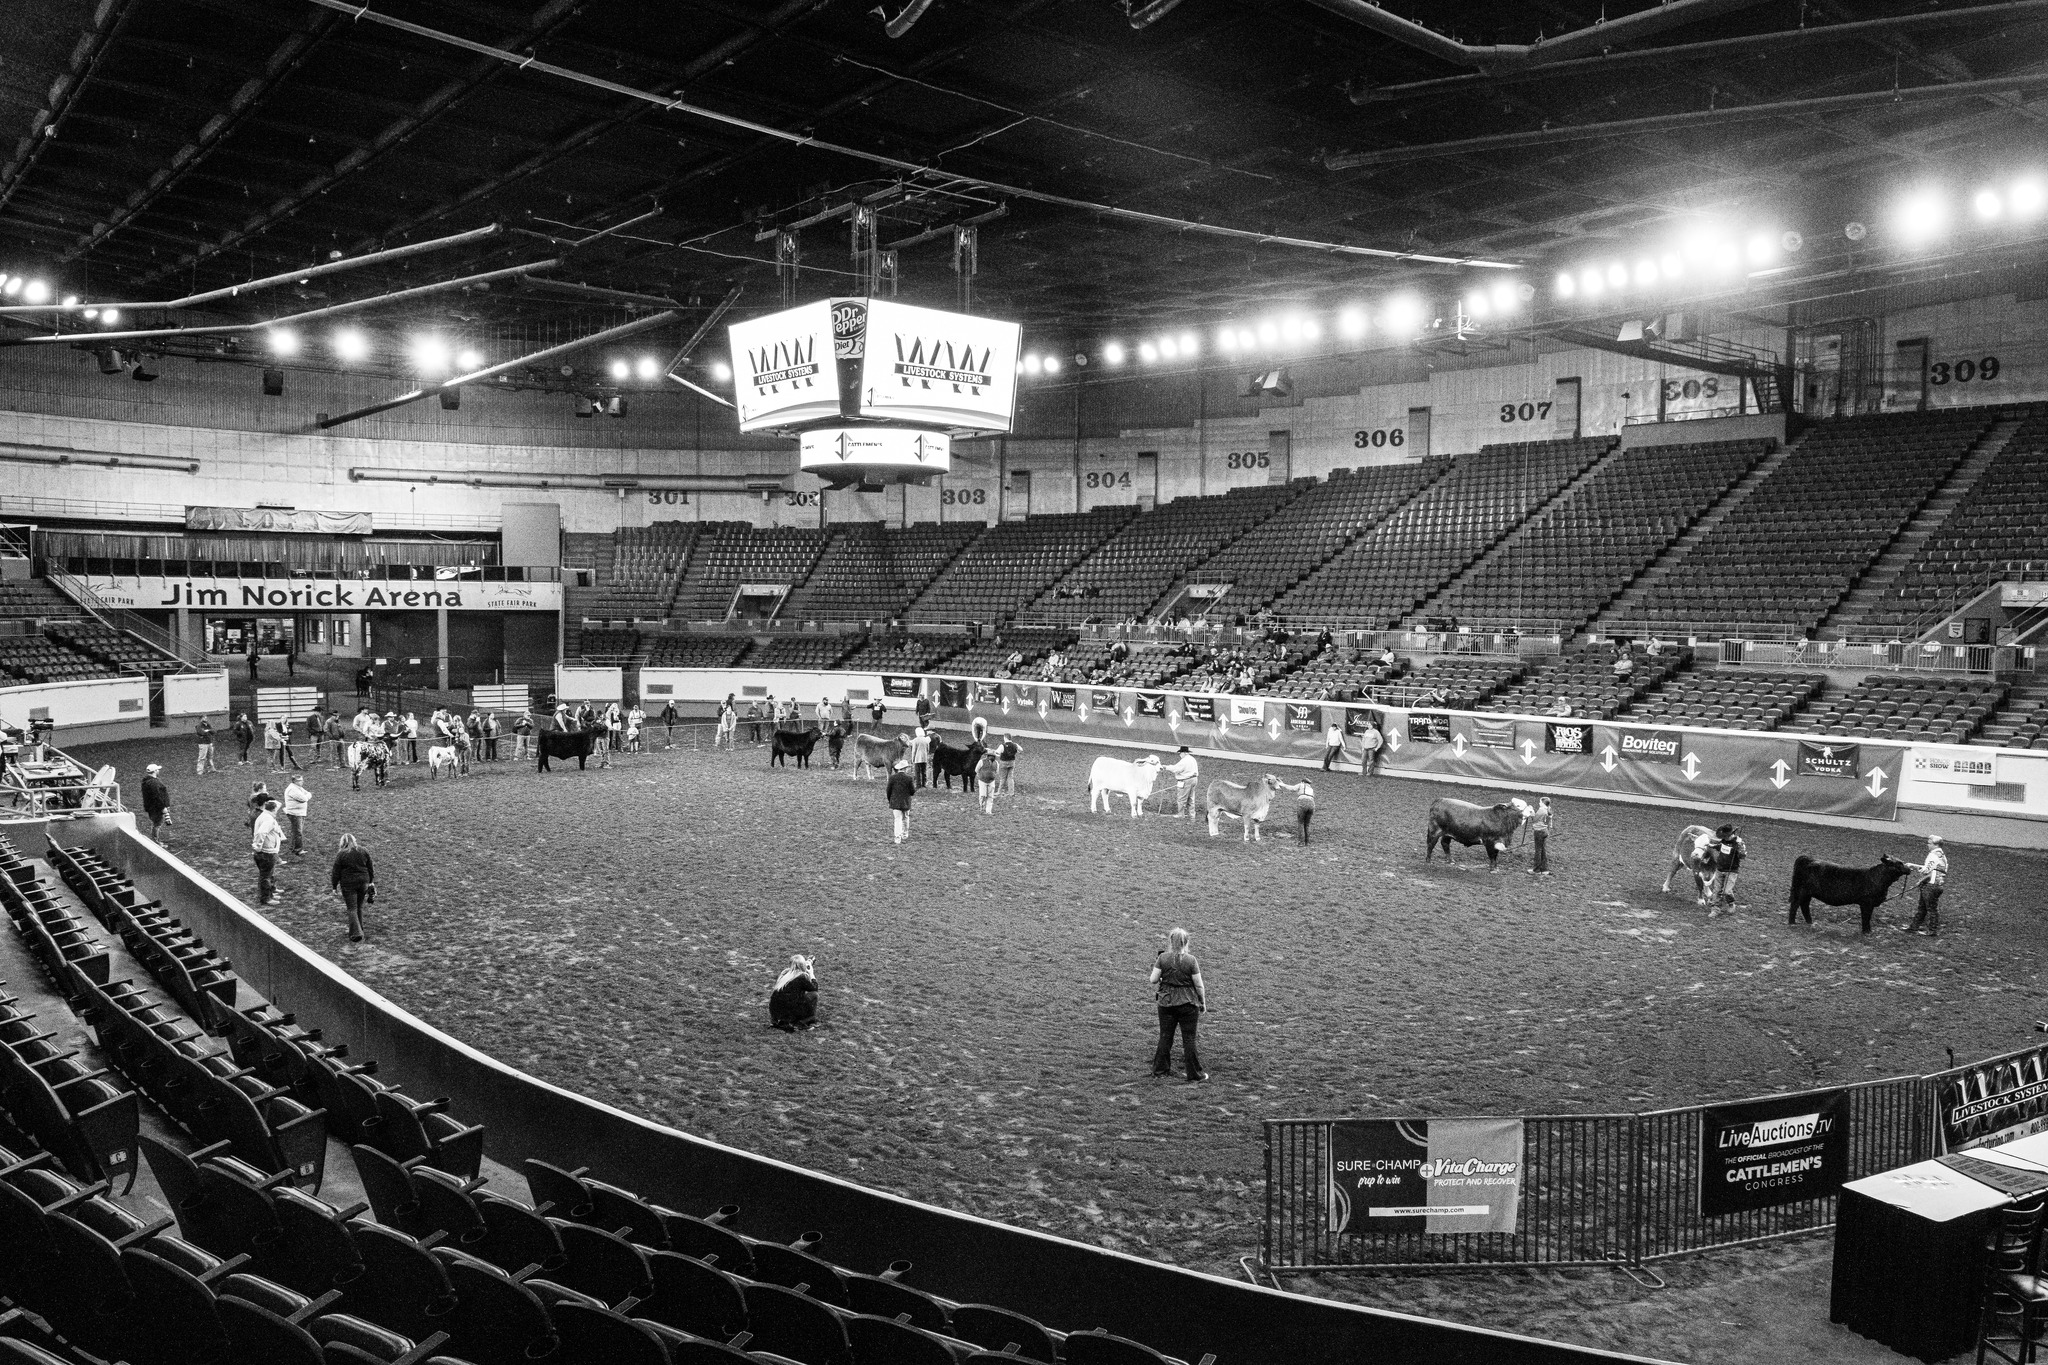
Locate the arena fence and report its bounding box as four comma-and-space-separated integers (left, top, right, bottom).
1263, 1073, 1931, 1274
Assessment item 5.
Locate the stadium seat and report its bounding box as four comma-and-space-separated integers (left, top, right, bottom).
947, 1303, 1060, 1363
739, 1283, 852, 1365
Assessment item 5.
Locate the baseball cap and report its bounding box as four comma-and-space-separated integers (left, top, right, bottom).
893, 758, 910, 770
1927, 834, 1944, 845
145, 763, 162, 773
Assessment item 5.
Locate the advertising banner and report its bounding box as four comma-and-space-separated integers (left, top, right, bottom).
731, 299, 840, 431
1286, 703, 1318, 733
1698, 1088, 1849, 1217
1936, 1044, 2048, 1152
1546, 721, 1592, 755
1796, 740, 1862, 780
1229, 696, 1265, 727
187, 505, 372, 535
799, 426, 950, 480
1409, 712, 1452, 743
1050, 686, 1077, 711
1137, 691, 1167, 717
973, 681, 1001, 704
1328, 1118, 1524, 1235
881, 675, 922, 699
856, 298, 1022, 432
1180, 696, 1216, 724
1471, 718, 1515, 750
1090, 688, 1118, 712
1617, 729, 1683, 765
938, 680, 968, 708
1344, 707, 1384, 737
1906, 748, 1997, 786
78, 575, 561, 613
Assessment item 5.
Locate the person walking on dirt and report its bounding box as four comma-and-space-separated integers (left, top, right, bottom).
231, 712, 255, 765
1907, 835, 1949, 936
1167, 746, 1199, 819
281, 775, 311, 856
887, 758, 916, 844
1529, 797, 1554, 875
868, 696, 887, 731
251, 799, 283, 906
195, 717, 219, 776
1274, 778, 1315, 844
330, 832, 375, 943
662, 701, 679, 749
1149, 926, 1208, 1082
140, 764, 171, 842
995, 734, 1022, 795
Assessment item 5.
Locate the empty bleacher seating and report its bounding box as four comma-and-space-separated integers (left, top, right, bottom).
1266, 646, 1407, 700
743, 636, 856, 670
1482, 649, 1683, 720
945, 629, 1077, 678
1624, 409, 1992, 633
1275, 439, 1615, 627
1430, 439, 1772, 631
1380, 657, 1526, 708
837, 634, 966, 672
673, 525, 830, 621
1619, 667, 1823, 731
1784, 672, 2009, 742
642, 634, 751, 669
906, 508, 1136, 624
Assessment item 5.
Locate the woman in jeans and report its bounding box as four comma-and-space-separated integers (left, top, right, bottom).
1149, 926, 1209, 1082
330, 832, 376, 943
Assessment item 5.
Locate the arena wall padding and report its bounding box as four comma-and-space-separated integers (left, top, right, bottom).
64, 812, 1674, 1365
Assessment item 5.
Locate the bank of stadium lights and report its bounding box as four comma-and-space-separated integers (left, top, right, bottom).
709, 360, 732, 381
266, 328, 300, 358
1102, 341, 1126, 366
458, 348, 484, 372
331, 327, 370, 362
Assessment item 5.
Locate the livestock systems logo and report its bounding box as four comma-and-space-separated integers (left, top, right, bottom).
1328, 1118, 1524, 1236
1698, 1089, 1848, 1217
1939, 1045, 2048, 1152
745, 332, 822, 395
885, 329, 994, 396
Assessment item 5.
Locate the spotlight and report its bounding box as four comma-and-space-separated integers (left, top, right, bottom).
710, 360, 732, 381
634, 355, 658, 381
1660, 253, 1683, 280
1746, 231, 1779, 264
1579, 269, 1603, 298
60, 295, 78, 308
1043, 356, 1061, 375
608, 358, 630, 381
456, 348, 483, 371
1256, 321, 1279, 346
1103, 341, 1126, 365
1634, 259, 1658, 287
1713, 243, 1742, 274
22, 281, 49, 304
1279, 316, 1303, 344
1337, 306, 1367, 339
1157, 337, 1177, 361
1465, 292, 1490, 319
1138, 341, 1159, 363
1605, 262, 1627, 289
1555, 272, 1576, 299
1, 278, 20, 296
1384, 295, 1424, 334
267, 328, 299, 358
1237, 328, 1256, 351
262, 368, 284, 397
412, 336, 451, 376
332, 327, 369, 362
1180, 331, 1200, 354
1896, 192, 1948, 247
98, 308, 118, 325
1975, 188, 2004, 221
1491, 282, 1517, 312
83, 308, 98, 321
2012, 178, 2045, 219
1022, 354, 1042, 375
1217, 328, 1238, 353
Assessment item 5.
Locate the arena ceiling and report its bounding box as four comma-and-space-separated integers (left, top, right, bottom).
2, 0, 2046, 365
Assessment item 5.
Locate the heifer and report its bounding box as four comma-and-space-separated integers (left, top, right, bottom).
771, 728, 822, 769
1661, 824, 1747, 912
345, 739, 389, 792
537, 727, 603, 772
426, 743, 461, 779
768, 954, 819, 1032
1788, 854, 1911, 933
929, 737, 985, 792
851, 733, 905, 780
1425, 797, 1530, 870
1088, 754, 1163, 817
1206, 775, 1277, 841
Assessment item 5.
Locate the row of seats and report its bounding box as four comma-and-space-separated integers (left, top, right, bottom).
907, 509, 1137, 624
1480, 651, 1683, 720
834, 636, 966, 673
43, 621, 182, 675
1782, 673, 2009, 743
0, 633, 119, 685
778, 523, 984, 623
673, 527, 830, 622
1379, 658, 1526, 709
1619, 669, 1824, 732
945, 630, 1077, 678
0, 580, 76, 622
644, 637, 752, 670
1263, 649, 1407, 701
741, 638, 856, 671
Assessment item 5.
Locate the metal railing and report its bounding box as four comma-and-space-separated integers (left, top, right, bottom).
1264, 1074, 1926, 1274
0, 740, 126, 822
41, 565, 210, 671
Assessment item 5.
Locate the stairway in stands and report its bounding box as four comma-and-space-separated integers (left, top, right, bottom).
1399, 438, 1633, 629
1586, 432, 1805, 634
1813, 412, 2025, 640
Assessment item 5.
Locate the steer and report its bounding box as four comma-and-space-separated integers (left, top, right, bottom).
1788, 854, 1912, 933
770, 727, 822, 769
1206, 775, 1277, 841
537, 727, 602, 772
929, 737, 985, 792
1425, 797, 1530, 870
851, 733, 905, 780
1088, 754, 1162, 817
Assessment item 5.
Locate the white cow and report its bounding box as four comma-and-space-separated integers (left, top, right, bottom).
1088, 754, 1163, 817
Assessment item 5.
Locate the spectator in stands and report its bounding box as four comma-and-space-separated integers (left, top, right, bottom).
1168, 746, 1199, 819
355, 665, 374, 698
1529, 798, 1553, 876
908, 725, 933, 789
194, 716, 218, 776
1321, 721, 1344, 772
251, 799, 283, 906
1612, 653, 1635, 681
140, 764, 171, 843
1549, 697, 1572, 718
887, 758, 916, 844
281, 774, 311, 857
1378, 645, 1397, 669
1645, 637, 1667, 659
330, 832, 375, 943
231, 712, 255, 765
1315, 627, 1334, 654
1149, 927, 1207, 1083
1907, 835, 1949, 936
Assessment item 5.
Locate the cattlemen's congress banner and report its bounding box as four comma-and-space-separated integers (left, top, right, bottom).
1698, 1088, 1849, 1217
1328, 1118, 1524, 1235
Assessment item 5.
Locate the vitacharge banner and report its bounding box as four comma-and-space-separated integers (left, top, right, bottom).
1328, 1118, 1524, 1235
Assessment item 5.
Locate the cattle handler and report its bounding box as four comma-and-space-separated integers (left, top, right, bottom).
1906, 834, 1949, 937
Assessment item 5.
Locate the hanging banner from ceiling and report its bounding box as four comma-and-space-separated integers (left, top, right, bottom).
187, 506, 372, 535
731, 299, 840, 432
856, 298, 1021, 432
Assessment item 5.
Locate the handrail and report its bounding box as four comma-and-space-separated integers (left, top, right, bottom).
40, 566, 211, 671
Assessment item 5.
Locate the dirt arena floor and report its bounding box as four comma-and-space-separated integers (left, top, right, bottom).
68, 724, 2048, 1364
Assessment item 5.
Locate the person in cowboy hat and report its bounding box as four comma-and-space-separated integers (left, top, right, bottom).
886, 758, 916, 844
1167, 745, 1199, 819
140, 764, 172, 842
1907, 835, 1949, 936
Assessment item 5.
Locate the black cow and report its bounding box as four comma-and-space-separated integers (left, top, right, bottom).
929, 737, 985, 792
537, 727, 602, 772
1425, 796, 1531, 870
769, 956, 818, 1032
771, 727, 822, 769
1789, 854, 1912, 933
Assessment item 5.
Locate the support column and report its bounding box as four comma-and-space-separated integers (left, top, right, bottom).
436, 609, 450, 691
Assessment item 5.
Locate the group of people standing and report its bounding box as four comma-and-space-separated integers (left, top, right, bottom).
553, 698, 662, 754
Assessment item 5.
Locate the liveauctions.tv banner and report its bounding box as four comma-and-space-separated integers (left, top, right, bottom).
1697, 1088, 1849, 1217
1327, 1118, 1524, 1235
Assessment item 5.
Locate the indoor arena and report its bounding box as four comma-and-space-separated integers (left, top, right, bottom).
3, 5, 2048, 1365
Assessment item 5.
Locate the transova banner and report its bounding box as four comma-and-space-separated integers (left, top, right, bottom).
1698, 1087, 1849, 1217
1328, 1118, 1524, 1235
